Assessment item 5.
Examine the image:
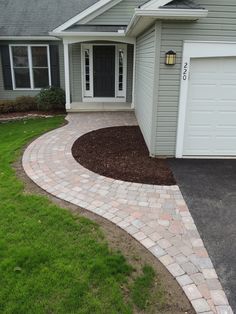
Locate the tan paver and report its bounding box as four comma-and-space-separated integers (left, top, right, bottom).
22, 112, 232, 314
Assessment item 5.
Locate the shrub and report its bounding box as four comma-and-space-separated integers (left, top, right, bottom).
0, 96, 37, 114
0, 100, 15, 113
36, 87, 65, 111
14, 96, 37, 112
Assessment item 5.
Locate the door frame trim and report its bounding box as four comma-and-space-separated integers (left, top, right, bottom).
81, 43, 127, 102
176, 41, 236, 158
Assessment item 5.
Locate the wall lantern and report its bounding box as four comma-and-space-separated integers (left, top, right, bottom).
165, 50, 176, 65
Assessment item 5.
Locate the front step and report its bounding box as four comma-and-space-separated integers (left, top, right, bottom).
67, 102, 134, 112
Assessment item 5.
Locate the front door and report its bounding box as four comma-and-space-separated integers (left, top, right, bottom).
93, 46, 115, 97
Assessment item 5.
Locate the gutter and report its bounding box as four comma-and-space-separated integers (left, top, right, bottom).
126, 8, 208, 35
0, 36, 60, 41
49, 31, 126, 37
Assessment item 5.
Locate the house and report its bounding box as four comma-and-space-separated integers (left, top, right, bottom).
1, 0, 236, 158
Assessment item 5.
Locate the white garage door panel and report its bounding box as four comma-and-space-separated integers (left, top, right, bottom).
183, 57, 236, 156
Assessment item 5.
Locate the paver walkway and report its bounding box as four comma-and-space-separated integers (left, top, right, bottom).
23, 112, 233, 314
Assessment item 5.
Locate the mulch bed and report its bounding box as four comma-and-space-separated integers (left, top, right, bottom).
0, 110, 65, 122
72, 126, 176, 185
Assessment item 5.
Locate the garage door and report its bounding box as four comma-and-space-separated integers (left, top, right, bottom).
183, 57, 236, 156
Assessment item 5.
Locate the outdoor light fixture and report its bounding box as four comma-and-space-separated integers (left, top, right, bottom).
165, 50, 176, 65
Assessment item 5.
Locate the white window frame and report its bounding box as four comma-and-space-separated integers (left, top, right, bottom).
9, 44, 51, 90
176, 41, 236, 158
81, 44, 93, 97
115, 44, 127, 98
81, 43, 127, 102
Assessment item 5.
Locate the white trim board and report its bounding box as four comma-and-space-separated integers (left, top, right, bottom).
51, 32, 126, 37
176, 41, 236, 158
52, 0, 122, 33
58, 35, 135, 45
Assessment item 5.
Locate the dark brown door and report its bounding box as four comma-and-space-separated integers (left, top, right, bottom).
93, 46, 115, 97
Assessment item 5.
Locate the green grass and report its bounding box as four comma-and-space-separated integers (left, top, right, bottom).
0, 117, 161, 314
131, 266, 165, 311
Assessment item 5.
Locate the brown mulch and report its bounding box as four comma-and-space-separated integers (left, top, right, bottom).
72, 126, 176, 185
0, 110, 66, 122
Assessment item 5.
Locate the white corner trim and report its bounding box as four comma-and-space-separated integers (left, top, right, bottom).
176, 41, 236, 158
131, 41, 136, 109
63, 42, 71, 109
52, 0, 122, 33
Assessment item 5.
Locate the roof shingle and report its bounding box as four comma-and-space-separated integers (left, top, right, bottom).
0, 0, 99, 36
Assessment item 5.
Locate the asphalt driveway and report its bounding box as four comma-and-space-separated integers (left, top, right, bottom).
169, 159, 236, 312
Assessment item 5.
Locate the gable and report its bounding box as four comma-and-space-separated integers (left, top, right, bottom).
84, 0, 144, 25
51, 0, 206, 34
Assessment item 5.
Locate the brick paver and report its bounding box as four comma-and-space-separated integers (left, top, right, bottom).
22, 112, 233, 314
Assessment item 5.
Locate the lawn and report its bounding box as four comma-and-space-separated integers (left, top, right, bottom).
0, 117, 163, 314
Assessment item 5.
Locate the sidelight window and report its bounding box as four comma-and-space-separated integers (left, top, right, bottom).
82, 45, 93, 97
116, 45, 127, 97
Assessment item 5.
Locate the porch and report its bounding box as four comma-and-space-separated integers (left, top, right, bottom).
63, 38, 135, 111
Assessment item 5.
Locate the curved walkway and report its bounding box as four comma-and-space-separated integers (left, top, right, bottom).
23, 112, 232, 314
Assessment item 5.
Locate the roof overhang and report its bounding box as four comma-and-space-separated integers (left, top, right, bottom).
50, 31, 126, 37
49, 32, 135, 45
126, 8, 208, 36
0, 36, 60, 41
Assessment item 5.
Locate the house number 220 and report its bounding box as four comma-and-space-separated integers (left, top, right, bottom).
183, 62, 188, 81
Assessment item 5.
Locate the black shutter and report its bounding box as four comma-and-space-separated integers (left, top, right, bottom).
49, 45, 60, 87
1, 45, 13, 90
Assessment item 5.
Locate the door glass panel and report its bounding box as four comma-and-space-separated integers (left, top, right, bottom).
84, 49, 90, 91
118, 49, 124, 91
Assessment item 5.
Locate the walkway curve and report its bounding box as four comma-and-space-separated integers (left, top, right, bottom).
23, 113, 233, 314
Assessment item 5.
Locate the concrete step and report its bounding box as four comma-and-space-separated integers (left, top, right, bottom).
67, 102, 134, 112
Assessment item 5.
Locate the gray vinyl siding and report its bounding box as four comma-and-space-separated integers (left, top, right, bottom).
155, 0, 236, 156
126, 44, 133, 103
70, 42, 133, 103
70, 43, 82, 102
0, 41, 65, 100
87, 0, 143, 25
135, 26, 156, 151
59, 43, 65, 90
